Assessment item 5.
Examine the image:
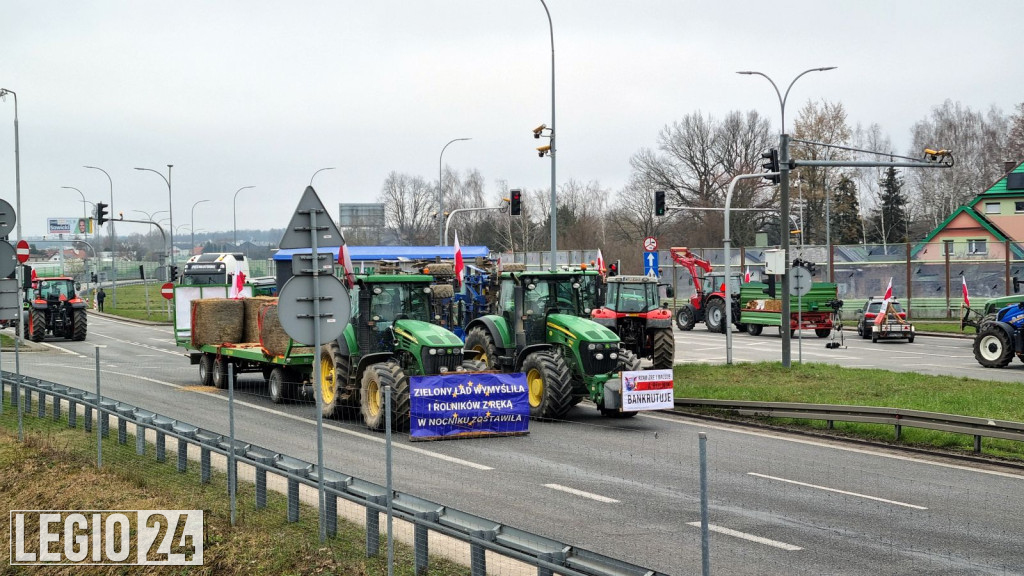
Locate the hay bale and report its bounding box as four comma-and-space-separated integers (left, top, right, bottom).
259, 302, 290, 356
243, 296, 277, 343
191, 299, 244, 347
431, 284, 455, 299
763, 299, 782, 312
503, 263, 526, 272
426, 263, 454, 276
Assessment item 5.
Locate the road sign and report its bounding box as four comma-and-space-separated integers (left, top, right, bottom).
278, 186, 345, 250
0, 199, 15, 237
16, 239, 29, 263
0, 278, 19, 321
789, 266, 812, 297
277, 274, 350, 345
0, 242, 15, 278
160, 282, 175, 300
643, 251, 659, 276
643, 236, 658, 252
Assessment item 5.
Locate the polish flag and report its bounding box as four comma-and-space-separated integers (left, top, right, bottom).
496, 254, 503, 276
962, 276, 970, 307
230, 271, 247, 299
596, 248, 606, 275
453, 231, 465, 288
882, 277, 893, 303
744, 267, 751, 283
338, 244, 355, 289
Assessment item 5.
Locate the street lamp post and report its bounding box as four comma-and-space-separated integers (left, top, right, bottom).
232, 186, 255, 247
438, 138, 471, 246
191, 200, 209, 255
310, 167, 335, 187
0, 89, 20, 242
135, 165, 175, 268
84, 165, 117, 307
737, 66, 836, 368
539, 0, 557, 271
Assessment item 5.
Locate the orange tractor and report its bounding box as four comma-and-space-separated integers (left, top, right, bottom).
591, 274, 675, 369
24, 276, 88, 342
669, 247, 739, 333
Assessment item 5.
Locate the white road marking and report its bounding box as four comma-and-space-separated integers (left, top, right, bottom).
747, 472, 927, 510
685, 522, 802, 551
543, 484, 619, 503
640, 412, 1024, 480
90, 331, 182, 356
34, 341, 84, 357
56, 364, 494, 471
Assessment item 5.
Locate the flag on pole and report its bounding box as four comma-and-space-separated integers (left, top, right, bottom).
596, 248, 606, 276
962, 276, 971, 307
230, 270, 247, 299
883, 277, 893, 302
744, 267, 751, 283
338, 244, 355, 289
453, 231, 465, 288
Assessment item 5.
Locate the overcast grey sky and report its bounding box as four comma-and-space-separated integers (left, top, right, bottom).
0, 1, 1019, 240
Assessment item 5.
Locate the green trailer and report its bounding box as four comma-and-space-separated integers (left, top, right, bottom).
738, 281, 839, 338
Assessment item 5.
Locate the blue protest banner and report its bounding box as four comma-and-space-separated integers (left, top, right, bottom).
410, 372, 530, 440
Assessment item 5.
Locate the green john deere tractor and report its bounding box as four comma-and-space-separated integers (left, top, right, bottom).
464, 268, 640, 420
318, 273, 485, 431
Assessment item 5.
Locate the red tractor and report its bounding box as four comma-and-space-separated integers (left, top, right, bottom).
669, 247, 739, 333
591, 275, 675, 369
24, 276, 88, 342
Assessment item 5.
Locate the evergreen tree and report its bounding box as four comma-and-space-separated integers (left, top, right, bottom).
831, 175, 862, 244
869, 167, 908, 243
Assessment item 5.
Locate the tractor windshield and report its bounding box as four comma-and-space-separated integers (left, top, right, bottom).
607, 282, 658, 313
523, 275, 592, 316
370, 283, 432, 326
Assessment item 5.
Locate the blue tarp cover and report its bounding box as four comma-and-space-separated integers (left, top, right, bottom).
273, 245, 490, 261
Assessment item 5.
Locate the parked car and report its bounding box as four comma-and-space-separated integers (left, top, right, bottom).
855, 297, 907, 339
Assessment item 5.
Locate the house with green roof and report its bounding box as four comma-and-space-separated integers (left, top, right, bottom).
912, 160, 1024, 260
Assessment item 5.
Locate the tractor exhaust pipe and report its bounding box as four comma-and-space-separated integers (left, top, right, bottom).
513, 284, 526, 352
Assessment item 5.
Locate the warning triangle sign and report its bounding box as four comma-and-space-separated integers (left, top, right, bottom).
278, 186, 345, 249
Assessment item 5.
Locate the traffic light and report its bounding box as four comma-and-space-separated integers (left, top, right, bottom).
170, 265, 179, 281
655, 190, 666, 216
510, 189, 522, 216
761, 149, 780, 184
609, 260, 620, 277
95, 202, 109, 226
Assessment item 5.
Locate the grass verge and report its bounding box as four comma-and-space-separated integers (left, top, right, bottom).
0, 397, 467, 575
673, 362, 1024, 461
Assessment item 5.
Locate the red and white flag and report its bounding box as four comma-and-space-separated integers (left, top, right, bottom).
453, 231, 465, 288
744, 267, 751, 283
230, 271, 247, 299
596, 248, 606, 275
338, 244, 355, 289
962, 276, 971, 307
882, 277, 893, 303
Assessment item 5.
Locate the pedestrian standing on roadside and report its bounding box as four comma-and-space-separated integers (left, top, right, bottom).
97, 287, 106, 312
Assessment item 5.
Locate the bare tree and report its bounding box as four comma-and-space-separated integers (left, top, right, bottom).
379, 171, 435, 245
1008, 102, 1024, 163
790, 100, 853, 245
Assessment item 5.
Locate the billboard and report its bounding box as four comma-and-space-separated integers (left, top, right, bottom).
47, 217, 93, 235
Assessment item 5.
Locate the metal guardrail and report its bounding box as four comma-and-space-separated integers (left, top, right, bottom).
674, 398, 1024, 454
0, 371, 665, 576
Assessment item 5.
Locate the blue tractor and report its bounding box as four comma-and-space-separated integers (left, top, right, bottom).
429, 263, 494, 340
973, 302, 1024, 368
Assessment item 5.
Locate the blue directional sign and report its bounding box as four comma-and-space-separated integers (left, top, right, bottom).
643, 251, 659, 276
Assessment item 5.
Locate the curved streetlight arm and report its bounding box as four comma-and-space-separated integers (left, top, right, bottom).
736, 67, 836, 133
134, 165, 175, 266
233, 186, 255, 246
438, 138, 471, 245
310, 167, 335, 187
444, 205, 504, 247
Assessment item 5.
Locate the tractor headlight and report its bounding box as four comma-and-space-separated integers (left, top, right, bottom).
609, 352, 618, 360
588, 343, 596, 350
439, 366, 449, 373
428, 348, 437, 355
595, 353, 605, 360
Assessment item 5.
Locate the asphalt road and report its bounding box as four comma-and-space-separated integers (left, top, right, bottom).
3, 316, 1023, 575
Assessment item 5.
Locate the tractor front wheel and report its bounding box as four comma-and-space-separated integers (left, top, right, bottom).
465, 327, 499, 368
705, 299, 726, 334
320, 343, 352, 419
650, 329, 674, 369
675, 306, 696, 331
974, 326, 1014, 368
522, 350, 573, 421
359, 361, 411, 431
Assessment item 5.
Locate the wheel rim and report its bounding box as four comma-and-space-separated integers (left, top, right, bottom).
366, 377, 381, 417
979, 334, 1003, 361
321, 356, 335, 405
471, 344, 488, 364
527, 368, 544, 408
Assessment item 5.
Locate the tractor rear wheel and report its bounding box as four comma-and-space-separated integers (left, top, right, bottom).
522, 350, 573, 421
675, 306, 696, 331
974, 326, 1014, 368
359, 361, 410, 431
977, 313, 997, 333
72, 309, 87, 341
651, 329, 674, 369
746, 324, 763, 336
320, 342, 352, 419
705, 299, 726, 333
30, 309, 46, 342
465, 327, 499, 368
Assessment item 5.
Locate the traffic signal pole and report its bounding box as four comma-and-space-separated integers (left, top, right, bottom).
779, 134, 792, 367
